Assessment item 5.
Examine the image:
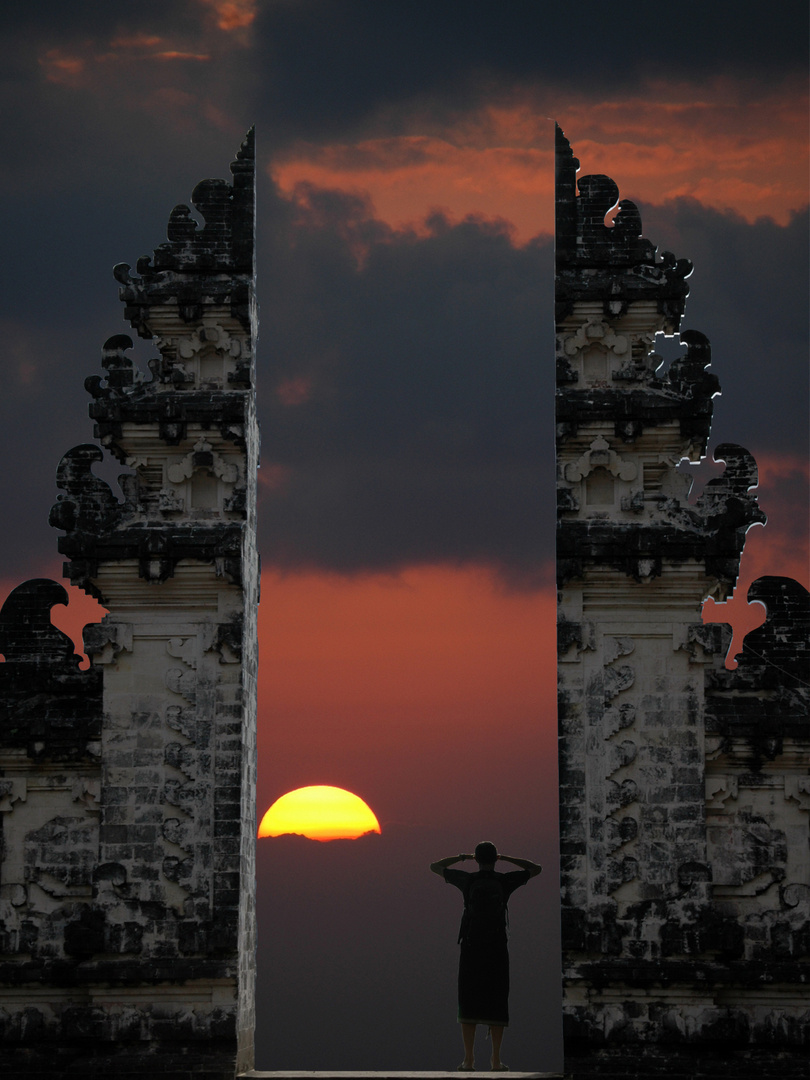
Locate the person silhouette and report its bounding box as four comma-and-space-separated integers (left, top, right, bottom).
430, 841, 541, 1071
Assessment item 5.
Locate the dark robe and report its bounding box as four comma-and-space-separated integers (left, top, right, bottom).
443, 867, 530, 1025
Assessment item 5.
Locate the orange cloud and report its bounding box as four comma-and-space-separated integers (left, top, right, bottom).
196, 0, 257, 33
272, 77, 808, 241
740, 453, 810, 589
273, 135, 551, 241
39, 49, 85, 84
35, 27, 244, 136
152, 51, 211, 62
259, 463, 293, 493
39, 40, 211, 88
0, 321, 42, 389
275, 376, 314, 407
274, 136, 541, 240
109, 34, 164, 49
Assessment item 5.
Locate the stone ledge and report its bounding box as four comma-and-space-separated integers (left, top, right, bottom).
240, 1073, 564, 1079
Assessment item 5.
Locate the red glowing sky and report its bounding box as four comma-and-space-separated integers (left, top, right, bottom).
255, 566, 556, 829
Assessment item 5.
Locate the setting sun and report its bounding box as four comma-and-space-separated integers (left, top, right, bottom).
257, 785, 382, 842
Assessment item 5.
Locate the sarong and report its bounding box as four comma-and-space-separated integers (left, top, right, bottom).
457, 941, 510, 1026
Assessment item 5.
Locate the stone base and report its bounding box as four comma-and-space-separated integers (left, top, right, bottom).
240, 1074, 562, 1079
563, 1047, 809, 1079
0, 1046, 240, 1080
0, 1059, 562, 1080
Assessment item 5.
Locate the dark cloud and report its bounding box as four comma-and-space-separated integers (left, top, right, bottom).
254, 0, 809, 145
3, 0, 807, 195
253, 179, 806, 582
0, 13, 804, 588
642, 201, 810, 461
0, 173, 247, 584
258, 184, 554, 582
0, 159, 804, 588
3, 0, 188, 32
0, 4, 256, 201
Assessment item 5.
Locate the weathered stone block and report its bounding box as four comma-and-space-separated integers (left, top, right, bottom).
0, 133, 258, 1080
556, 126, 808, 1078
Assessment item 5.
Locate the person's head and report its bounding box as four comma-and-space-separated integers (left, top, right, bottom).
474, 841, 498, 868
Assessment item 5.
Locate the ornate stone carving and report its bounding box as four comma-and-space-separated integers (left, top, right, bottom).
166, 438, 239, 485
564, 436, 638, 483
0, 132, 258, 1078
556, 127, 808, 1077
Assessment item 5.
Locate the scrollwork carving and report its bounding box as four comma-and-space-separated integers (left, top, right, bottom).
166, 438, 239, 485
84, 335, 151, 401
50, 444, 120, 537
562, 320, 629, 360
0, 579, 76, 668
564, 437, 638, 483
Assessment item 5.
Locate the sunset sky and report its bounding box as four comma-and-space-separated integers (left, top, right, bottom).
0, 1, 808, 1072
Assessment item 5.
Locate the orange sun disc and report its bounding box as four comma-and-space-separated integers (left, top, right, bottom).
257, 785, 381, 842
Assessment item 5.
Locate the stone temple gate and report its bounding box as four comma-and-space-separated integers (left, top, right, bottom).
0, 132, 258, 1078
555, 126, 808, 1078
0, 130, 807, 1079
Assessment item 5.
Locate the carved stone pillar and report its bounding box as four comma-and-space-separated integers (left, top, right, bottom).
0, 132, 258, 1080
556, 126, 807, 1078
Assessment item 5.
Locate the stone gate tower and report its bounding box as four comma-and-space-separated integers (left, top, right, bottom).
556, 127, 808, 1078
0, 132, 258, 1079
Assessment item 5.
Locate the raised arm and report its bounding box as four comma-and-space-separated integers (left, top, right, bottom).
429, 853, 474, 876
498, 854, 542, 877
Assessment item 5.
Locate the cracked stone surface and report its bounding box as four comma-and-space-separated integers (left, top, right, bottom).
0, 131, 258, 1080
555, 126, 809, 1079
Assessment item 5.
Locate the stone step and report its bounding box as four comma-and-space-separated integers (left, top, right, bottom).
240, 1072, 564, 1079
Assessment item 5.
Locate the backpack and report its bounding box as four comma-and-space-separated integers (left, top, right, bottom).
458, 873, 508, 945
